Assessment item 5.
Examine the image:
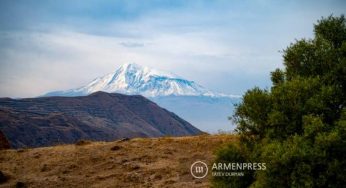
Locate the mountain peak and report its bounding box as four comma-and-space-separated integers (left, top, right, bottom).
117, 63, 179, 80
120, 63, 143, 71
45, 63, 234, 98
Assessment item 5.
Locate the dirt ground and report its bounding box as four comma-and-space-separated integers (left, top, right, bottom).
0, 134, 237, 188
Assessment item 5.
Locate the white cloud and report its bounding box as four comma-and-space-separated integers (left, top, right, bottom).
0, 17, 283, 98
2, 0, 344, 97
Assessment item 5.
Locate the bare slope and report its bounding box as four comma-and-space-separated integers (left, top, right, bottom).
0, 134, 236, 187
0, 92, 201, 148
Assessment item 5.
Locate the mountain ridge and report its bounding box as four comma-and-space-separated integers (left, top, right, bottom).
0, 91, 202, 148
43, 63, 240, 132
45, 63, 238, 98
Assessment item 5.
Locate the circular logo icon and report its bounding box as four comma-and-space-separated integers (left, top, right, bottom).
190, 161, 208, 178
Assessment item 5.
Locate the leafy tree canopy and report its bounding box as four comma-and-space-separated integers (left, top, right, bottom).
213, 15, 346, 188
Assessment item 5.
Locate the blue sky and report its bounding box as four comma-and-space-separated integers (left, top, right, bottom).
0, 0, 345, 97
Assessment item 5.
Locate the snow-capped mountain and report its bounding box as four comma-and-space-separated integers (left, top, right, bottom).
45, 63, 233, 98
44, 63, 240, 133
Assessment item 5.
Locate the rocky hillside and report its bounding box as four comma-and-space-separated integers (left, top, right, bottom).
0, 92, 201, 148
0, 135, 236, 187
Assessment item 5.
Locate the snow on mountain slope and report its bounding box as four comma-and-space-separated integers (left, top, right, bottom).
45, 63, 235, 98
44, 63, 241, 132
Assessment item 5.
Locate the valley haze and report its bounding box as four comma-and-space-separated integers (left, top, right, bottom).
0, 91, 202, 148
44, 63, 240, 133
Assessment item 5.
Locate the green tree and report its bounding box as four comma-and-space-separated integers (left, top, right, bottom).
213, 15, 346, 188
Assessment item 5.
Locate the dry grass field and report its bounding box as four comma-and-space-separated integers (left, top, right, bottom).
0, 134, 237, 188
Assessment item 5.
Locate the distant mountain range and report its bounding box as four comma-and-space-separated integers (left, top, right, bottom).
0, 92, 201, 148
45, 63, 235, 98
45, 63, 240, 132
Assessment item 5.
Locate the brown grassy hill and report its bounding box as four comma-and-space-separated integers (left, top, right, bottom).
0, 91, 202, 148
0, 134, 236, 188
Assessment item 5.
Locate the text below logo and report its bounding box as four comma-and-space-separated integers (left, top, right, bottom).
190, 161, 208, 179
